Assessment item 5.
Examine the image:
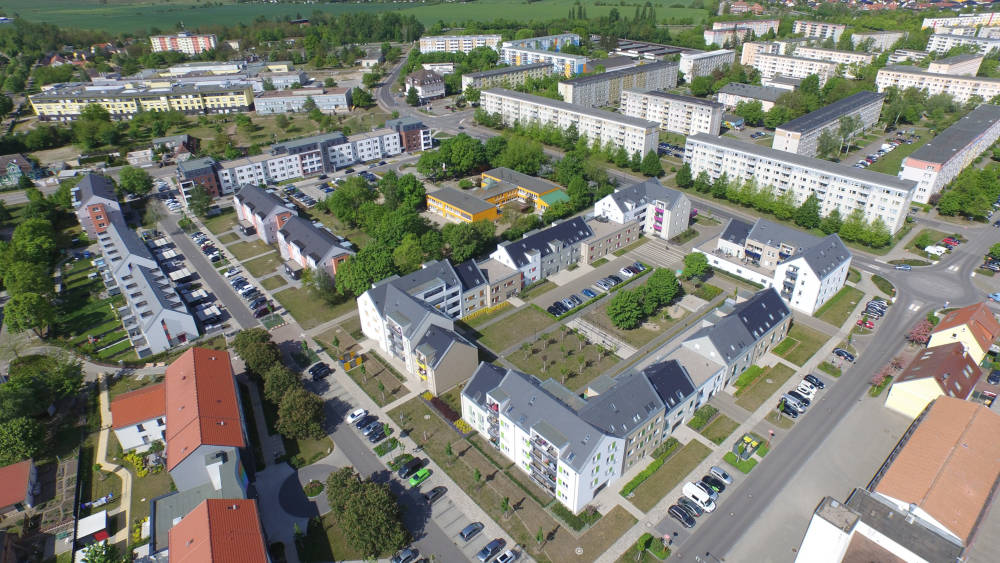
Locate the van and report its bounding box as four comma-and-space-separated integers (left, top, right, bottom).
683, 482, 716, 505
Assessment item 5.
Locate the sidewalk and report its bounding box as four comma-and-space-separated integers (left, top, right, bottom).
95, 374, 133, 546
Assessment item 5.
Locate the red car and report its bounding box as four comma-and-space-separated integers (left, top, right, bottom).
942, 238, 960, 246
857, 319, 875, 329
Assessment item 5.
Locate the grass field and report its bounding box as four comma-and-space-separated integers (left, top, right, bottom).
273, 287, 356, 330
773, 324, 830, 366
814, 286, 865, 327
477, 306, 555, 351
735, 363, 796, 412
699, 414, 740, 445
243, 252, 282, 278
227, 239, 274, 261
507, 326, 620, 393
868, 128, 931, 174
630, 441, 712, 512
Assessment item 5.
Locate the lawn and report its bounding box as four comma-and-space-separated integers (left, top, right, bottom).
462, 302, 513, 328
818, 361, 842, 378
773, 324, 830, 366
285, 436, 334, 468
735, 363, 796, 412
700, 414, 740, 445
108, 373, 163, 400
868, 130, 931, 174
244, 252, 283, 278
723, 451, 758, 474
848, 268, 861, 283
906, 228, 947, 254
766, 410, 796, 429
227, 239, 274, 261
477, 306, 556, 351
298, 512, 367, 562
630, 441, 712, 512
871, 275, 895, 297
547, 506, 637, 562
273, 287, 355, 330
260, 275, 287, 290
78, 434, 123, 518
507, 326, 621, 393
519, 280, 557, 300
612, 237, 649, 256
814, 286, 865, 327
217, 232, 240, 244
582, 297, 682, 348
345, 355, 409, 407
201, 207, 238, 235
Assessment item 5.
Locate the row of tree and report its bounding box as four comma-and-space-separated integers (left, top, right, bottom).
0, 355, 83, 465
607, 269, 681, 330
324, 467, 410, 557
936, 164, 1000, 220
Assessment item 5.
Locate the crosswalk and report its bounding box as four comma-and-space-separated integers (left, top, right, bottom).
628, 242, 686, 269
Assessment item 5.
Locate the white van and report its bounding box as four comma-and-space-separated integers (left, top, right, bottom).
683, 482, 718, 512
925, 245, 947, 257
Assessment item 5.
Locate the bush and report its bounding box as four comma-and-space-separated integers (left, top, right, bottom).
374, 437, 399, 457
550, 503, 601, 531
733, 365, 764, 389
686, 405, 718, 430
620, 438, 680, 496
303, 480, 324, 497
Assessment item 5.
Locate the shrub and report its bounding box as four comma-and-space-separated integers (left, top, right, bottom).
620, 438, 680, 496
550, 503, 601, 531
686, 405, 718, 431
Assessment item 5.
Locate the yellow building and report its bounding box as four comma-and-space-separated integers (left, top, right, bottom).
426, 187, 499, 223
480, 167, 567, 213
927, 302, 1000, 364
885, 342, 982, 419
29, 82, 253, 122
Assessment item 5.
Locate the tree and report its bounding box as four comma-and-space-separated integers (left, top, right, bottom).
764, 105, 792, 128
4, 261, 51, 297
11, 218, 57, 264
607, 290, 644, 330
4, 292, 55, 337
406, 86, 419, 106
640, 150, 664, 177
233, 328, 272, 359
352, 87, 374, 108
838, 209, 868, 244
393, 233, 425, 273
0, 94, 13, 119
363, 72, 380, 90
682, 252, 709, 280
325, 177, 377, 226
275, 114, 290, 130
644, 269, 680, 305
79, 541, 127, 563
692, 170, 710, 193
335, 245, 397, 296
324, 77, 337, 88
326, 467, 364, 513
794, 193, 822, 229
733, 100, 765, 126
239, 338, 281, 378
816, 129, 840, 159
496, 135, 544, 175
0, 416, 44, 465
690, 75, 714, 97
819, 208, 843, 235
990, 243, 1000, 259
80, 103, 111, 123
906, 320, 933, 344
442, 220, 495, 262
263, 364, 301, 404
339, 480, 409, 557
277, 387, 325, 440
464, 85, 481, 103
185, 185, 211, 217
17, 174, 34, 190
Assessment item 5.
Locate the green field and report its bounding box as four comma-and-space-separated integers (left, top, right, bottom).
5, 0, 706, 32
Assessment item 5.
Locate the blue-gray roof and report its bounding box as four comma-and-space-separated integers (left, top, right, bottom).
608, 178, 686, 213
497, 217, 594, 268
796, 234, 851, 279
720, 218, 753, 246
776, 91, 884, 134
235, 185, 287, 218
717, 82, 786, 103
747, 218, 818, 253
578, 371, 663, 438
907, 104, 1000, 165
414, 325, 468, 370
641, 360, 697, 411
453, 259, 487, 290
685, 288, 789, 365
75, 173, 117, 204
278, 215, 353, 262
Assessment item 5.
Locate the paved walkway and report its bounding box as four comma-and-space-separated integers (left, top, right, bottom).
95, 374, 133, 546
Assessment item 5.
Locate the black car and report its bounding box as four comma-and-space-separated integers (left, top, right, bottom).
398, 458, 425, 479
677, 496, 703, 517
476, 539, 505, 562
424, 485, 446, 504
253, 306, 271, 319
608, 275, 623, 284
701, 475, 726, 493
804, 374, 826, 389
459, 522, 484, 541
834, 348, 855, 362
354, 414, 376, 430
249, 296, 268, 310
668, 505, 696, 528
989, 370, 1000, 385
779, 403, 800, 418
311, 364, 331, 380
549, 302, 568, 314
368, 429, 386, 443
546, 305, 563, 316
308, 362, 329, 375
787, 390, 811, 407
363, 420, 384, 436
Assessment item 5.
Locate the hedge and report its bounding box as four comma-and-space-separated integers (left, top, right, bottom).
619, 438, 680, 497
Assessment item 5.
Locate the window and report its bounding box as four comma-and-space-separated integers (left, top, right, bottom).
136, 423, 145, 431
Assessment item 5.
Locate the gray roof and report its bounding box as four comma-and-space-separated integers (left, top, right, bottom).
608, 178, 687, 213
717, 82, 786, 103
796, 234, 851, 278
559, 60, 677, 86
767, 75, 802, 86
177, 156, 217, 174
907, 105, 1000, 165
429, 187, 496, 215
75, 173, 117, 204
270, 131, 346, 153
374, 259, 463, 297
747, 218, 819, 253
720, 218, 753, 246
932, 53, 982, 65
496, 217, 594, 268
483, 167, 561, 195
105, 217, 157, 267
414, 325, 465, 370
407, 69, 443, 85
385, 117, 427, 132
463, 362, 508, 408
626, 89, 724, 110
641, 359, 697, 412
881, 64, 1000, 84
578, 371, 663, 438
278, 216, 353, 262
377, 284, 448, 339
776, 91, 884, 134
589, 55, 637, 70
152, 134, 190, 146
685, 288, 789, 365
842, 489, 964, 563
235, 185, 287, 218
452, 259, 487, 291
686, 133, 917, 192
500, 46, 589, 61
483, 88, 659, 130
463, 63, 551, 80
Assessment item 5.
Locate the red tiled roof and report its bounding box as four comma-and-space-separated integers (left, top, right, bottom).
933, 302, 1000, 353
168, 499, 267, 563
110, 383, 166, 430
0, 460, 32, 509
165, 348, 245, 471
894, 342, 982, 400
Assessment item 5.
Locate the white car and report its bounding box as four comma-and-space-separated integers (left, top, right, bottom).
346, 408, 367, 425
619, 267, 635, 278
796, 384, 816, 400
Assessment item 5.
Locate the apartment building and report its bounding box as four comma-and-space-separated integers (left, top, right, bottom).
405, 69, 446, 101
684, 133, 915, 233
579, 218, 642, 264
772, 91, 885, 157
461, 63, 552, 91
150, 32, 217, 55
886, 49, 930, 65
490, 217, 595, 284
110, 383, 166, 451
29, 82, 252, 121
740, 41, 781, 66
613, 38, 686, 61
703, 28, 751, 48
762, 74, 801, 91
728, 1, 765, 15
713, 19, 780, 35
922, 12, 1000, 29
750, 53, 838, 85
593, 178, 692, 240
621, 89, 724, 136
422, 62, 455, 75
387, 117, 434, 152
850, 30, 905, 51
72, 173, 121, 239
168, 499, 268, 563
176, 157, 224, 200
480, 88, 659, 157
900, 105, 1000, 203
502, 33, 580, 52
254, 87, 352, 114
679, 49, 735, 78
276, 215, 354, 280
234, 185, 295, 244
875, 65, 1000, 103
792, 46, 874, 77
717, 82, 786, 111
927, 53, 984, 76
927, 33, 1000, 54
499, 46, 590, 77
557, 60, 678, 107
418, 34, 502, 53
259, 70, 309, 90
792, 20, 847, 41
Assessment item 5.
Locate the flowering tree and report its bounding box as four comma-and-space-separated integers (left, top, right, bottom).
870, 366, 892, 387
906, 320, 933, 345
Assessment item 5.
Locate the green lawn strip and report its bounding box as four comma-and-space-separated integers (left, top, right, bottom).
818, 361, 842, 378
620, 439, 680, 497
591, 257, 609, 267
477, 306, 556, 351
814, 286, 865, 327
699, 415, 739, 445
733, 365, 765, 391
669, 228, 699, 245
613, 237, 649, 256
507, 325, 620, 393
227, 239, 274, 261
766, 410, 796, 429
237, 382, 267, 471
297, 513, 368, 562
735, 364, 796, 412
243, 251, 282, 277
630, 441, 712, 512
78, 434, 123, 517
217, 232, 240, 244
518, 279, 557, 300
284, 436, 334, 468
871, 275, 895, 297
462, 302, 515, 329
345, 358, 409, 407
905, 228, 946, 253
889, 258, 932, 267
97, 339, 134, 361
686, 406, 718, 431
775, 324, 830, 366
693, 283, 723, 301
869, 376, 893, 397
772, 337, 797, 356
201, 207, 238, 234
260, 275, 287, 290
125, 457, 174, 528
868, 130, 930, 174
723, 451, 758, 474
847, 268, 861, 283
273, 287, 352, 330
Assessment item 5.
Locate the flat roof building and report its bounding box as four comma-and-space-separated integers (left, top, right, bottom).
922, 12, 1000, 29
426, 187, 500, 223
30, 81, 252, 122
876, 65, 1000, 103
750, 53, 838, 86
850, 30, 905, 52
791, 46, 874, 78
679, 49, 735, 78
792, 20, 847, 41
418, 34, 502, 53
926, 33, 1000, 54
613, 38, 688, 60
772, 91, 885, 157
717, 82, 786, 111
557, 60, 678, 107
927, 53, 984, 76
621, 89, 724, 136
461, 63, 551, 91
499, 46, 591, 77
886, 49, 929, 65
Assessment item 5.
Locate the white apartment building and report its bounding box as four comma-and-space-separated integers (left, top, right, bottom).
927, 53, 984, 76
461, 63, 552, 91
922, 12, 1000, 29
684, 133, 916, 233
792, 46, 874, 78
254, 87, 352, 114
792, 20, 847, 41
772, 91, 885, 157
405, 69, 446, 101
679, 49, 736, 78
713, 19, 780, 35
899, 105, 1000, 203
926, 33, 1000, 54
850, 31, 905, 52
593, 178, 692, 240
499, 46, 590, 76
418, 34, 502, 53
875, 65, 1000, 103
557, 60, 678, 107
502, 33, 580, 52
717, 82, 786, 111
704, 28, 749, 48
481, 88, 658, 156
740, 41, 781, 66
621, 89, 724, 136
751, 53, 838, 85
150, 32, 217, 55
886, 49, 930, 65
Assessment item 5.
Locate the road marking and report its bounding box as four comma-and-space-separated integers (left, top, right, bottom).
908, 302, 922, 312
948, 265, 960, 272
971, 272, 977, 278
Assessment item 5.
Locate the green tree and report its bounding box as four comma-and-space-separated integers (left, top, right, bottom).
339, 480, 410, 557
263, 364, 301, 404
990, 243, 1000, 259
187, 185, 213, 217
274, 114, 290, 130
80, 103, 111, 123
80, 539, 127, 563
352, 87, 374, 108
335, 245, 397, 296
4, 292, 55, 337
406, 86, 419, 106
733, 100, 765, 126
693, 170, 710, 193
682, 253, 709, 280
764, 105, 792, 128
326, 467, 364, 513
794, 193, 822, 229
464, 85, 481, 103
240, 339, 281, 378
393, 233, 425, 273
363, 72, 380, 89
0, 416, 44, 465
325, 177, 377, 226
17, 174, 34, 190
496, 135, 545, 175
233, 328, 272, 359
277, 387, 325, 440
607, 290, 643, 329
689, 75, 714, 97
711, 173, 729, 199
640, 150, 664, 177
11, 218, 57, 263
644, 269, 680, 305
819, 208, 843, 235
0, 94, 13, 118
675, 163, 694, 188
302, 96, 318, 112
816, 129, 840, 159
4, 261, 51, 297
442, 220, 495, 262
838, 209, 868, 243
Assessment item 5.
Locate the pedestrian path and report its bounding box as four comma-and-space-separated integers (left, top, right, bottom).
95, 374, 133, 546
565, 318, 637, 358
627, 242, 686, 269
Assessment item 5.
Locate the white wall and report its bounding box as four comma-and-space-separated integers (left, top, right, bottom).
113, 417, 166, 451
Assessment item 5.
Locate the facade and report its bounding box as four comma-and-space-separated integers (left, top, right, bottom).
875, 65, 1000, 103
850, 31, 905, 52
762, 74, 801, 91
885, 342, 982, 419
557, 60, 678, 107
418, 34, 502, 53
386, 117, 433, 152
791, 46, 874, 78
422, 62, 456, 75
750, 53, 838, 85
30, 82, 252, 122
685, 133, 915, 233
499, 46, 590, 77
259, 70, 309, 90
926, 33, 1000, 54
593, 178, 692, 240
276, 215, 354, 280
177, 157, 223, 198
405, 69, 446, 101
461, 63, 552, 91
922, 12, 1000, 29
772, 91, 885, 157
254, 87, 352, 114
792, 20, 847, 41
71, 173, 121, 239
621, 89, 724, 136
502, 33, 580, 52
886, 49, 929, 65
740, 41, 780, 66
234, 186, 295, 244
717, 82, 786, 111
580, 218, 642, 264
899, 105, 1000, 204
679, 49, 735, 78
481, 88, 658, 157
426, 187, 500, 223
712, 19, 779, 35
0, 153, 35, 187
0, 461, 37, 515
927, 53, 984, 76
490, 217, 595, 284
703, 28, 751, 48
696, 217, 852, 314
150, 32, 217, 55
167, 499, 268, 563
927, 302, 1000, 364
110, 383, 166, 451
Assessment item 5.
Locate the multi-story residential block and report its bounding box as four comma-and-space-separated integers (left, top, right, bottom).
927, 302, 1000, 364
762, 74, 801, 91
234, 185, 295, 244
703, 28, 751, 48
772, 91, 885, 157
461, 63, 552, 91
557, 60, 678, 107
579, 218, 642, 264
502, 33, 580, 52
696, 218, 852, 314
926, 33, 1000, 54
276, 215, 354, 280
163, 61, 245, 76
792, 20, 847, 41
679, 49, 735, 78
72, 173, 121, 239
150, 32, 217, 55
792, 46, 874, 77
713, 19, 780, 35
593, 178, 692, 240
387, 117, 434, 152
499, 46, 591, 77
406, 69, 446, 101
168, 499, 268, 563
750, 53, 838, 85
927, 53, 984, 76
418, 34, 503, 53
259, 70, 309, 90
620, 89, 724, 136
886, 49, 930, 65
850, 30, 905, 51
922, 12, 1000, 29
899, 105, 1000, 203
422, 62, 456, 75
740, 41, 781, 66
254, 87, 352, 114
613, 39, 686, 61
30, 81, 252, 122
490, 217, 595, 284
717, 82, 786, 111
885, 342, 983, 419
110, 383, 166, 451
875, 65, 1000, 103
684, 133, 915, 233
177, 156, 224, 199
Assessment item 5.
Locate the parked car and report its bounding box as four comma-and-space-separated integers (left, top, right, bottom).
560, 298, 576, 310
988, 370, 1000, 385
496, 550, 518, 563
804, 374, 826, 389
367, 429, 387, 443
224, 267, 241, 278
346, 409, 367, 424
477, 539, 506, 562
989, 292, 1000, 302
834, 348, 855, 362
619, 267, 635, 278
857, 319, 875, 329
668, 505, 696, 528
677, 496, 704, 517
693, 481, 719, 500
594, 280, 612, 291
787, 390, 811, 407
459, 522, 484, 541
779, 402, 800, 418
709, 466, 733, 485
608, 275, 623, 284
249, 296, 269, 310
796, 383, 817, 400
253, 305, 271, 318
701, 475, 726, 493
894, 264, 912, 271
569, 294, 583, 307
310, 363, 330, 380
781, 394, 806, 413
398, 458, 425, 479
391, 548, 418, 563
362, 419, 383, 436
409, 468, 431, 487
354, 414, 376, 430
546, 305, 564, 316
632, 262, 647, 272
423, 486, 447, 504
582, 288, 597, 299
308, 362, 330, 377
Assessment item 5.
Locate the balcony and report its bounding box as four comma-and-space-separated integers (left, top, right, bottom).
531, 443, 557, 463
529, 469, 556, 492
